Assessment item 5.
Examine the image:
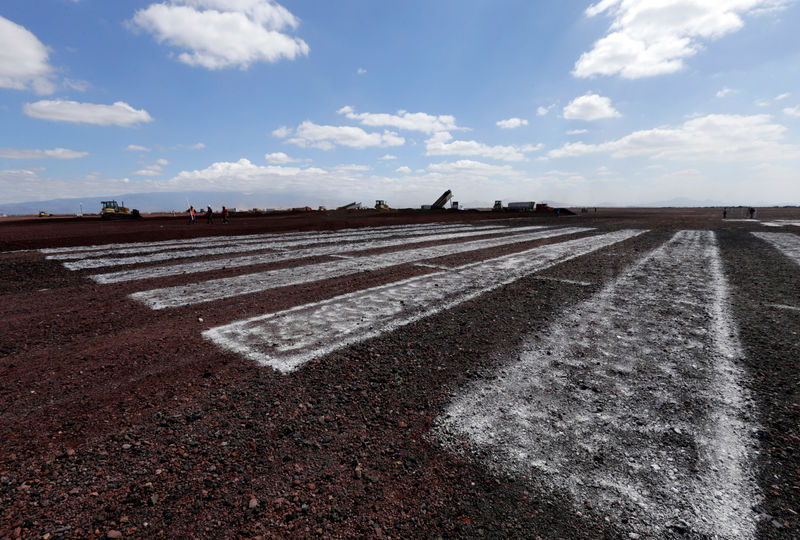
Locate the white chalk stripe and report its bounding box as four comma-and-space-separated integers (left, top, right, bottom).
92, 225, 550, 284
751, 231, 800, 266
40, 221, 462, 255
202, 229, 644, 373
437, 230, 758, 539
64, 224, 517, 270
131, 227, 591, 309
52, 223, 498, 263
768, 303, 800, 312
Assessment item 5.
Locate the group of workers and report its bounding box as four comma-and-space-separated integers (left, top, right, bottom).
188, 205, 229, 224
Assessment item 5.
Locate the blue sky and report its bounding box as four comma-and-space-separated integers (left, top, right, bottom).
1, 0, 799, 209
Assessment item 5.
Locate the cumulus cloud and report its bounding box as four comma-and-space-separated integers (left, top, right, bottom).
126, 144, 151, 152
276, 121, 405, 150
548, 114, 799, 161
378, 154, 397, 161
496, 117, 528, 129
265, 151, 305, 164
784, 106, 800, 117
0, 147, 88, 160
24, 100, 154, 127
357, 67, 367, 75
427, 159, 519, 177
563, 93, 621, 121
337, 106, 461, 134
716, 87, 736, 98
131, 0, 309, 69
395, 166, 412, 174
537, 105, 554, 116
0, 16, 56, 94
775, 92, 791, 101
425, 132, 539, 162
190, 142, 206, 150
134, 164, 165, 177
567, 129, 589, 135
574, 0, 788, 79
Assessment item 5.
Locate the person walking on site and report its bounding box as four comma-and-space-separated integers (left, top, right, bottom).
207, 205, 213, 224
723, 208, 727, 219
188, 205, 196, 224
222, 205, 229, 224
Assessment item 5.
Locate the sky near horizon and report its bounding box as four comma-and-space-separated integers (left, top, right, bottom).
1, 0, 799, 209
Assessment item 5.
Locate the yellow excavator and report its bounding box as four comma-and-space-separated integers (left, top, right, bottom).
100, 200, 140, 220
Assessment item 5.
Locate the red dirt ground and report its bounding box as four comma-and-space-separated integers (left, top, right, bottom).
1, 208, 798, 539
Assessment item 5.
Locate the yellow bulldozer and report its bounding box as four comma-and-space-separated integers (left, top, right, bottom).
374, 199, 390, 210
100, 200, 140, 220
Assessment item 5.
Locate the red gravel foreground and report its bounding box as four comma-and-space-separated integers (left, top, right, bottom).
1, 208, 798, 539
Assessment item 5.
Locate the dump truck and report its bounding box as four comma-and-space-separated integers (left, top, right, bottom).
430, 190, 453, 210
100, 200, 140, 220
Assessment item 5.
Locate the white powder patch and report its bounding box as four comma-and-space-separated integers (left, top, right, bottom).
751, 231, 800, 266
436, 230, 759, 539
202, 229, 644, 373
39, 221, 464, 256
760, 220, 800, 228
93, 225, 551, 284
132, 227, 592, 309
60, 224, 516, 270
533, 276, 593, 286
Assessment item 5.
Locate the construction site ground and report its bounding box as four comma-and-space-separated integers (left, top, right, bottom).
0, 208, 798, 539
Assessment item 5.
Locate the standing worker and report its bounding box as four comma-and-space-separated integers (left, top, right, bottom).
188, 205, 196, 224
206, 205, 213, 224
723, 208, 727, 219
222, 205, 230, 224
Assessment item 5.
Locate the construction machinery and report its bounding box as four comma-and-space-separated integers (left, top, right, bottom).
430, 190, 453, 210
38, 211, 52, 217
337, 202, 362, 210
375, 200, 390, 210
507, 201, 535, 212
493, 200, 503, 211
100, 200, 140, 220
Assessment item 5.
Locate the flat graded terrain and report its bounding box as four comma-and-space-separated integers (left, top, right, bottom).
0, 208, 798, 539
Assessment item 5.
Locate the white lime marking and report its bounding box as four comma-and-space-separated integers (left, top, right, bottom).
752, 231, 800, 266
61, 224, 512, 270
93, 225, 549, 284
132, 227, 591, 309
202, 229, 644, 373
437, 230, 759, 539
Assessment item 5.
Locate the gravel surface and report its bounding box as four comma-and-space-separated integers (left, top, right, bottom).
1, 208, 798, 539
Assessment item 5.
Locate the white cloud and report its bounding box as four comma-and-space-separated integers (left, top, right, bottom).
24, 100, 154, 127
0, 147, 88, 160
567, 129, 589, 135
563, 93, 621, 121
755, 99, 771, 107
425, 131, 537, 162
337, 106, 461, 134
278, 121, 405, 150
716, 87, 737, 98
132, 0, 309, 69
427, 160, 519, 177
496, 117, 528, 129
395, 166, 412, 174
333, 164, 370, 172
265, 151, 305, 164
548, 114, 799, 162
190, 142, 206, 150
378, 154, 397, 161
272, 126, 291, 138
784, 106, 800, 117
775, 92, 791, 101
133, 163, 165, 177
574, 0, 787, 79
357, 67, 367, 75
537, 105, 554, 116
126, 144, 151, 152
0, 16, 56, 94
156, 158, 169, 166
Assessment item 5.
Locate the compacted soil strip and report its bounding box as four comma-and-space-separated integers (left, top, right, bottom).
131, 227, 588, 309
437, 230, 759, 539
205, 229, 644, 373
